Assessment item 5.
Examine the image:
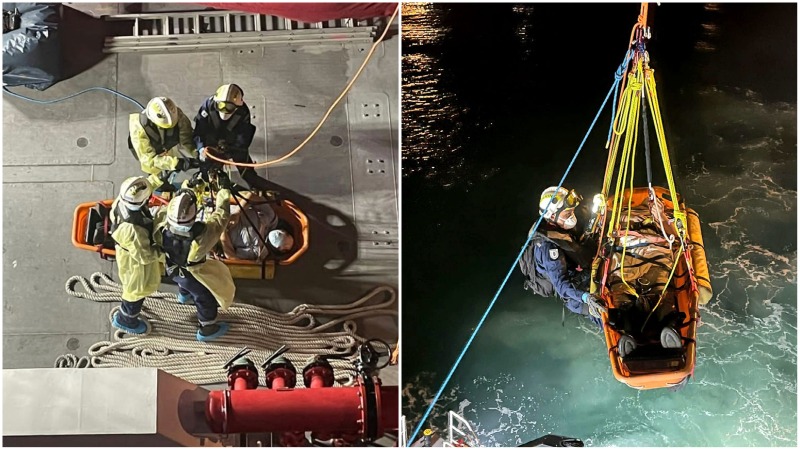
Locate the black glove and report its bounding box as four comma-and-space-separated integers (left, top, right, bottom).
176, 158, 201, 172
216, 171, 232, 190
186, 171, 204, 188
157, 180, 177, 192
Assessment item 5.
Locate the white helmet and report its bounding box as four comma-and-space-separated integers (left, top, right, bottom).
166, 190, 198, 233
539, 186, 582, 230
268, 229, 294, 253
119, 176, 152, 210
213, 84, 244, 121
145, 97, 180, 129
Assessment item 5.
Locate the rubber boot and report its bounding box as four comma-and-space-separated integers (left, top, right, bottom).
112, 311, 148, 334
618, 334, 637, 358
660, 327, 682, 349
197, 322, 230, 342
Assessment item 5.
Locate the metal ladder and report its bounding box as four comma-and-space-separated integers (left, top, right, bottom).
103, 10, 381, 53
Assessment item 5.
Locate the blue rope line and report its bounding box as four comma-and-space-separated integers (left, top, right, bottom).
2, 85, 145, 110
606, 50, 633, 144
406, 66, 627, 447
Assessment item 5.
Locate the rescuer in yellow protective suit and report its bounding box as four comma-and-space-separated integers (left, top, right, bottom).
110, 176, 164, 334
129, 97, 200, 191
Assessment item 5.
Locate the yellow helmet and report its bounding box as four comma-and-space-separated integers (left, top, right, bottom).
213, 84, 244, 120
145, 97, 179, 129
539, 186, 582, 230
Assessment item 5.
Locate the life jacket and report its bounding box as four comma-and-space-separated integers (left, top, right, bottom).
128, 112, 182, 160
519, 225, 593, 298
161, 222, 206, 274
110, 203, 155, 248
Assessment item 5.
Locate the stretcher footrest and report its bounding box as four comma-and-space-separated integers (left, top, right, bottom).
623, 347, 686, 374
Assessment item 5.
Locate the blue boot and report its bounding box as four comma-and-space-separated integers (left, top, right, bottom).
112, 312, 148, 334
197, 322, 229, 342
177, 291, 194, 305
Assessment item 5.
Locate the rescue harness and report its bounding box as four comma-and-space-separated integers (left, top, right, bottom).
162, 222, 207, 276
110, 202, 155, 250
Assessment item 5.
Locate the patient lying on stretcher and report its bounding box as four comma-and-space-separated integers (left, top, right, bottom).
219, 191, 295, 261
605, 204, 684, 357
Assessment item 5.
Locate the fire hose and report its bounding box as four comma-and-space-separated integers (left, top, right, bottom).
58, 272, 397, 386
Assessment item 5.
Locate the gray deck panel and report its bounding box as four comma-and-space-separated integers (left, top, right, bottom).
3, 182, 114, 335
2, 57, 118, 166
112, 52, 223, 168
241, 46, 354, 205
3, 333, 109, 369
2, 165, 94, 184
347, 92, 399, 244
3, 25, 398, 383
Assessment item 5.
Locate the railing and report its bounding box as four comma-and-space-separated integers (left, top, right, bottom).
103, 11, 382, 53
443, 411, 478, 447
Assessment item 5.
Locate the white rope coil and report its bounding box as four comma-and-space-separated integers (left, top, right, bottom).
59, 273, 397, 386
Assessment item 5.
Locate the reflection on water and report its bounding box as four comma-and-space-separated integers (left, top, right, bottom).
402, 3, 464, 178
402, 3, 797, 447
696, 4, 720, 52
511, 5, 534, 58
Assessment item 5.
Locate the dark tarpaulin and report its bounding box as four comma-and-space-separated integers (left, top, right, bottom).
201, 3, 396, 22
2, 3, 62, 90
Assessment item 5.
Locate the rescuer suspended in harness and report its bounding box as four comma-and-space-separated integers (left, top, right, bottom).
519, 186, 607, 325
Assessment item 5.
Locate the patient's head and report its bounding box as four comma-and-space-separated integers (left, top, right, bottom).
268, 229, 294, 254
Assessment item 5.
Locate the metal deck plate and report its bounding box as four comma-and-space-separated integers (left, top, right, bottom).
2, 10, 398, 379
2, 57, 117, 166
3, 182, 114, 368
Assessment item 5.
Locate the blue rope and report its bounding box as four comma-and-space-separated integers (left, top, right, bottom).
406, 64, 627, 447
606, 50, 633, 144
2, 85, 145, 110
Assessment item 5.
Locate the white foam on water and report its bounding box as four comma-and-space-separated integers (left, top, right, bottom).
404, 87, 797, 446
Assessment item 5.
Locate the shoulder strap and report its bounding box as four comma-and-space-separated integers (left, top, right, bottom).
226, 108, 245, 131
209, 104, 221, 130
534, 227, 593, 269
139, 112, 162, 146
111, 204, 156, 247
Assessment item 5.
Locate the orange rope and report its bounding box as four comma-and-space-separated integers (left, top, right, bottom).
206, 5, 400, 169
639, 2, 649, 29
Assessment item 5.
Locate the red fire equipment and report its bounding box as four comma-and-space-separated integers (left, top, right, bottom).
205, 342, 397, 444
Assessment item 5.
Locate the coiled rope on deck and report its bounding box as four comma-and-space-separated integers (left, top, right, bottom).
59, 273, 396, 386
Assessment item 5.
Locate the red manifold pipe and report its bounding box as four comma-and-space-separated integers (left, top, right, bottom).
309, 374, 325, 389
206, 385, 399, 434
233, 376, 250, 391
272, 376, 287, 389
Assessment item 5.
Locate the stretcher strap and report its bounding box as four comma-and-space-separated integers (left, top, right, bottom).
640, 239, 685, 333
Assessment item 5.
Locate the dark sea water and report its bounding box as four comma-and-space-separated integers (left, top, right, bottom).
402, 3, 797, 446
